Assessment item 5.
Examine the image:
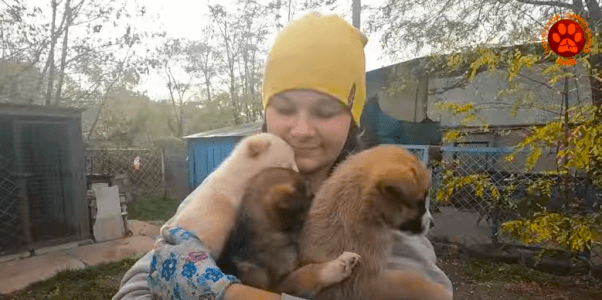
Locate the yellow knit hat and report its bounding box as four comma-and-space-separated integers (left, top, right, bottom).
261, 12, 368, 126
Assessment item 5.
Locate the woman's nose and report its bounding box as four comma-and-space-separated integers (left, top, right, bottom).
290, 116, 315, 137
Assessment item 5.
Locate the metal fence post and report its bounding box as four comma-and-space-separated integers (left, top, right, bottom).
491, 207, 499, 247
161, 147, 166, 199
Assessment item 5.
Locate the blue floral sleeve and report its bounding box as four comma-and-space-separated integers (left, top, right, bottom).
148, 226, 241, 300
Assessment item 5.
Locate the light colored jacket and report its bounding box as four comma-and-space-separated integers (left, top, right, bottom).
112, 177, 453, 300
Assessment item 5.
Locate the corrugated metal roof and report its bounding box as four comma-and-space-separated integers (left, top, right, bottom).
183, 122, 263, 139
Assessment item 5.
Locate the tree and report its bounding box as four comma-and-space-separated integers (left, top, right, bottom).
429, 48, 602, 258
184, 91, 237, 134
236, 0, 272, 123
208, 1, 273, 124
184, 26, 222, 104
209, 4, 245, 125
91, 87, 152, 146
147, 37, 200, 138
0, 0, 152, 109
266, 0, 339, 31
366, 0, 602, 108
352, 0, 360, 29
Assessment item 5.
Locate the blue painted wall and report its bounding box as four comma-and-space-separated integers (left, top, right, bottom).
360, 96, 442, 145
186, 136, 244, 191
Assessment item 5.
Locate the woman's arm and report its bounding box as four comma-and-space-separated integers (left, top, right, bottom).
112, 252, 154, 300
112, 226, 307, 300
113, 174, 308, 300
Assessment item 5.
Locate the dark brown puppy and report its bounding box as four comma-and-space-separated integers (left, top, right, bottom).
278, 145, 453, 300
217, 167, 360, 297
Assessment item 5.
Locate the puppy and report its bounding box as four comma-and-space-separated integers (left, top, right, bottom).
217, 167, 361, 297
162, 133, 298, 258
278, 145, 453, 300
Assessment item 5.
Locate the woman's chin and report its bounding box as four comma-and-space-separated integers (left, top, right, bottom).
295, 158, 321, 174
295, 157, 335, 175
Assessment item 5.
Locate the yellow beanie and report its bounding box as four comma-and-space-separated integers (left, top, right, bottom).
261, 12, 368, 126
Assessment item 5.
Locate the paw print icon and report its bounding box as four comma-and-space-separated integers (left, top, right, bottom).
547, 19, 586, 58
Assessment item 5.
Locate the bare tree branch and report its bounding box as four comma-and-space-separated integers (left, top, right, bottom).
86, 45, 134, 141
514, 0, 578, 10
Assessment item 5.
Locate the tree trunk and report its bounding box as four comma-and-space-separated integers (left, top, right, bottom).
589, 55, 602, 106
45, 0, 58, 106
205, 77, 212, 103
229, 69, 240, 124
584, 0, 602, 106
352, 0, 361, 29
54, 0, 72, 106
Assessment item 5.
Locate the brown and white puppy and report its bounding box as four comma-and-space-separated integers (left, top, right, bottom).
278, 145, 453, 300
162, 133, 298, 258
217, 167, 361, 297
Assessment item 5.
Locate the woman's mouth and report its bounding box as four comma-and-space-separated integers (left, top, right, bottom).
293, 146, 320, 154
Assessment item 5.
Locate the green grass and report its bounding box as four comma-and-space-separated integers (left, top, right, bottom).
3, 258, 138, 300
127, 196, 180, 222
463, 259, 561, 285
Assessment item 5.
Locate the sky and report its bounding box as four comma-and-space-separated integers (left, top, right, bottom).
19, 0, 429, 100
131, 0, 399, 99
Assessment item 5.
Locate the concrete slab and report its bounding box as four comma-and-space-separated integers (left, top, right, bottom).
0, 221, 159, 295
0, 251, 85, 294
34, 240, 82, 256
430, 206, 493, 247
65, 235, 155, 267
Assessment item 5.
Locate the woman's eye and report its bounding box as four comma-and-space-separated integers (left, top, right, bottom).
314, 108, 342, 119
275, 106, 296, 115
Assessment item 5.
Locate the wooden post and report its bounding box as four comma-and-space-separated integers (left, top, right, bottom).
161, 148, 167, 199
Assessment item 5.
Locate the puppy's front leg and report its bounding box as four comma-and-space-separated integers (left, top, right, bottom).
171, 193, 239, 258
359, 269, 453, 300
277, 252, 361, 299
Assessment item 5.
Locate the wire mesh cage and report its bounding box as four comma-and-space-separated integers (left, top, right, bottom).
0, 110, 87, 256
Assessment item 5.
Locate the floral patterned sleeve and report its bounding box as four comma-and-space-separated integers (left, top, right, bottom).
148, 226, 241, 300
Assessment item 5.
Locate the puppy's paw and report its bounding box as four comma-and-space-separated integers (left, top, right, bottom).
320, 252, 361, 286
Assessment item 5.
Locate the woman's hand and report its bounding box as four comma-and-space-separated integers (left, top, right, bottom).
148, 226, 240, 300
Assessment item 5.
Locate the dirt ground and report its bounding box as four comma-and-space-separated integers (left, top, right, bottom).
439, 257, 602, 300
4, 254, 602, 299
0, 258, 602, 300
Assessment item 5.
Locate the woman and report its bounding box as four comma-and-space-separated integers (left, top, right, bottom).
113, 12, 452, 300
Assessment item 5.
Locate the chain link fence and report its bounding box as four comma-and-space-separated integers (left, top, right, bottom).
0, 153, 20, 256
86, 148, 165, 201
404, 144, 602, 270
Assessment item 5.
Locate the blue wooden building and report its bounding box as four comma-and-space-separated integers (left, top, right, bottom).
183, 122, 263, 192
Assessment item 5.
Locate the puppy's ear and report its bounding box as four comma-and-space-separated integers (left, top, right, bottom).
376, 179, 412, 206
376, 165, 421, 203
270, 183, 295, 198
265, 183, 296, 212
247, 139, 271, 158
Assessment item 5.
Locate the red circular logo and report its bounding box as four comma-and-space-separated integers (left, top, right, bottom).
547, 19, 586, 58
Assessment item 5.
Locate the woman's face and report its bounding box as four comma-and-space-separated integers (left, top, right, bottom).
265, 90, 352, 175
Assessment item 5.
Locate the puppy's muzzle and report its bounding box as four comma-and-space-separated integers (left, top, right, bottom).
398, 217, 425, 234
